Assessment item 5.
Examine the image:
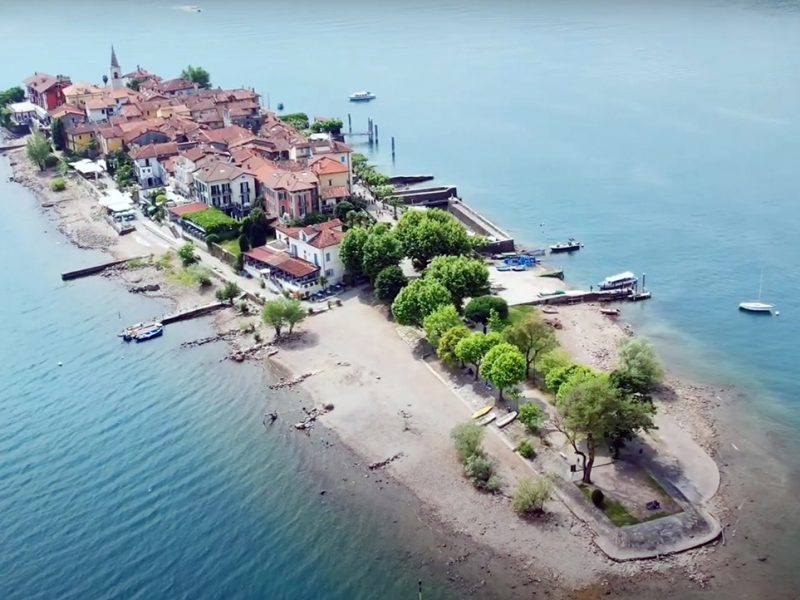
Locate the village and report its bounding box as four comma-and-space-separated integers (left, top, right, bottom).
1, 48, 730, 592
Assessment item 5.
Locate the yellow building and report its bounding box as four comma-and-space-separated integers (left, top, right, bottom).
63, 83, 105, 108
65, 123, 99, 154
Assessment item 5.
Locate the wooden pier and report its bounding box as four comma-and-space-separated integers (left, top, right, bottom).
61, 256, 148, 281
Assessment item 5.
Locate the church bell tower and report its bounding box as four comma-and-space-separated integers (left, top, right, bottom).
110, 46, 123, 90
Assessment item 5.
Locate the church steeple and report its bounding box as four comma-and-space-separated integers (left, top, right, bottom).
109, 45, 123, 90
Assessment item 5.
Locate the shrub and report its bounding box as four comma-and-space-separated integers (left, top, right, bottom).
518, 403, 545, 433
183, 208, 240, 238
374, 264, 408, 303
197, 273, 212, 287
178, 242, 197, 267
517, 439, 535, 459
591, 488, 605, 508
465, 454, 500, 491
50, 178, 67, 192
512, 478, 553, 516
450, 422, 485, 464
44, 154, 59, 168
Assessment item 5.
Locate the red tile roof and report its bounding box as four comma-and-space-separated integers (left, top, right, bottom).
245, 246, 319, 278
129, 142, 179, 160
193, 159, 252, 183
310, 155, 349, 176
275, 219, 344, 249
169, 202, 208, 217
49, 104, 85, 119
320, 186, 350, 200
25, 73, 71, 94
161, 78, 196, 93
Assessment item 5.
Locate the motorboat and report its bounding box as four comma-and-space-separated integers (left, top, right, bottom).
349, 91, 376, 102
119, 321, 159, 341
134, 323, 164, 342
600, 308, 620, 317
549, 238, 582, 253
599, 271, 637, 290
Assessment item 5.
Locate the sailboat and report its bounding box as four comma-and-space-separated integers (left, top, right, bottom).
739, 269, 775, 314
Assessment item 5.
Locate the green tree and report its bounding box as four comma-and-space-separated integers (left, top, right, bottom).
26, 132, 51, 171
340, 226, 369, 277
333, 200, 356, 221
617, 338, 664, 393
480, 343, 526, 401
51, 118, 66, 151
425, 255, 490, 311
178, 242, 197, 267
373, 265, 407, 303
455, 332, 503, 380
238, 233, 251, 253
215, 281, 242, 304
512, 477, 553, 516
464, 296, 509, 329
241, 207, 271, 247
391, 278, 452, 326
545, 363, 593, 396
536, 350, 572, 384
503, 314, 557, 381
394, 209, 472, 270
0, 86, 24, 106
437, 325, 471, 368
180, 65, 211, 89
361, 226, 403, 282
450, 421, 485, 463
423, 304, 462, 349
487, 308, 506, 333
519, 402, 545, 433
554, 375, 655, 484
555, 367, 601, 403
261, 297, 306, 338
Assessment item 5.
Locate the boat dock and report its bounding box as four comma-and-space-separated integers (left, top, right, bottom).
61, 256, 148, 281
161, 301, 227, 324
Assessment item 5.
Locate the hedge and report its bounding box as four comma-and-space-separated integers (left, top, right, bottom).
183, 208, 240, 239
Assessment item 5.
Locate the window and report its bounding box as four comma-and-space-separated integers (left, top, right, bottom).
144, 158, 150, 167
325, 269, 334, 277
211, 184, 220, 196
328, 179, 332, 186
325, 252, 331, 262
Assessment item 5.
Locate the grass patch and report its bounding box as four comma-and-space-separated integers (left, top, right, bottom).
157, 251, 174, 269
579, 485, 640, 527
508, 304, 538, 325
219, 238, 242, 258
127, 257, 149, 269
167, 264, 213, 288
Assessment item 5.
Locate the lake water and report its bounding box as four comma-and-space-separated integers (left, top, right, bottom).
2, 1, 800, 597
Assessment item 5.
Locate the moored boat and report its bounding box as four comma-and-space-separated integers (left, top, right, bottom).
738, 301, 774, 313
537, 290, 566, 298
349, 91, 376, 102
600, 308, 620, 317
478, 412, 497, 426
599, 271, 637, 290
134, 323, 164, 342
496, 411, 518, 428
539, 269, 564, 280
119, 321, 158, 341
549, 238, 582, 253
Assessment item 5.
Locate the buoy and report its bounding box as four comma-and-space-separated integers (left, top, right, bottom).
775, 311, 780, 316
58, 361, 63, 367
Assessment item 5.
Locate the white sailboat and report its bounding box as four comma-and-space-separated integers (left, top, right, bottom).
739, 269, 775, 314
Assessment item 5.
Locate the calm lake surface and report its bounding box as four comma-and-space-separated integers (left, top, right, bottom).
2, 1, 800, 597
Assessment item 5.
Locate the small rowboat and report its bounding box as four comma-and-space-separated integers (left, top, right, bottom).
539, 269, 564, 280
600, 308, 620, 317
496, 411, 518, 428
496, 265, 512, 272
477, 412, 497, 426
471, 405, 493, 420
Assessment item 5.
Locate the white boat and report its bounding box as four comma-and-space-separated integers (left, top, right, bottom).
739, 269, 775, 314
348, 91, 376, 102
496, 411, 518, 428
477, 412, 497, 426
599, 271, 637, 290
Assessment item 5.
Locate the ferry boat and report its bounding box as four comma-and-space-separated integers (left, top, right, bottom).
348, 91, 376, 102
599, 271, 638, 291
134, 323, 164, 342
549, 238, 582, 253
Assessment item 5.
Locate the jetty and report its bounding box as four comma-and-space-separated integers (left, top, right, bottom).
61, 256, 148, 281
0, 141, 27, 153
161, 301, 227, 324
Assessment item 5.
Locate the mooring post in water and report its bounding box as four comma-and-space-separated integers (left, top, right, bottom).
368, 118, 373, 145
374, 124, 379, 145
418, 580, 423, 600
391, 136, 396, 161
347, 113, 352, 134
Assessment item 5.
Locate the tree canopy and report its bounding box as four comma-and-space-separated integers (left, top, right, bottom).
361, 226, 403, 282
423, 304, 462, 349
241, 208, 271, 248
51, 118, 66, 151
215, 281, 242, 304
180, 65, 211, 89
394, 209, 472, 270
464, 296, 509, 326
503, 313, 557, 381
480, 342, 526, 400
333, 200, 356, 221
425, 255, 490, 310
0, 86, 24, 106
437, 325, 471, 368
26, 132, 51, 171
391, 278, 452, 326
262, 297, 306, 338
340, 226, 369, 277
554, 375, 655, 483
455, 331, 503, 380
616, 338, 664, 393
373, 265, 407, 303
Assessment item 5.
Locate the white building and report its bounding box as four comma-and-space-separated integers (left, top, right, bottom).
130, 142, 179, 190
193, 159, 255, 219
274, 219, 345, 285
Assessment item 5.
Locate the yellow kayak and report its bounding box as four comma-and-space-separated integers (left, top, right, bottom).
471, 405, 493, 419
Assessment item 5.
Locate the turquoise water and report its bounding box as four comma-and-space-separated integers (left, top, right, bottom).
3, 1, 800, 596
